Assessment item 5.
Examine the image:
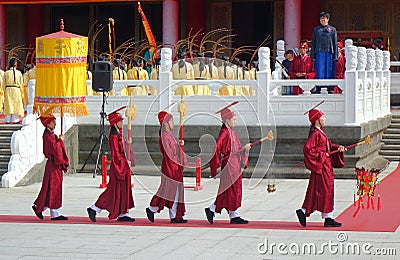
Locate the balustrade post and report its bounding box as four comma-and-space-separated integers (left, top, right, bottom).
366, 49, 376, 120
357, 47, 367, 123
257, 47, 271, 125
344, 45, 358, 125
382, 50, 391, 115
375, 49, 384, 118
159, 47, 173, 112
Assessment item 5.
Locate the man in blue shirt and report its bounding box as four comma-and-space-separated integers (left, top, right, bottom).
311, 12, 338, 94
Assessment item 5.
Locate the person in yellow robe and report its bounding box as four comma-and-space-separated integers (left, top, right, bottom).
217, 56, 235, 95
111, 59, 126, 96
86, 61, 93, 96
22, 64, 31, 111
25, 59, 37, 107
231, 58, 244, 96
2, 58, 24, 124
0, 67, 5, 114
241, 61, 254, 96
172, 49, 194, 96
150, 58, 160, 80
206, 53, 219, 80
148, 57, 160, 96
28, 58, 37, 80
192, 52, 211, 95
248, 61, 258, 96
123, 58, 149, 96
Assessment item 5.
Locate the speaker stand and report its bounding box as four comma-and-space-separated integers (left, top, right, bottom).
80, 92, 108, 178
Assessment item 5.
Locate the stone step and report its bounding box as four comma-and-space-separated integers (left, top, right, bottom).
391, 113, 400, 118
0, 142, 10, 149
384, 128, 400, 134
0, 130, 17, 137
380, 144, 400, 150
387, 123, 400, 129
391, 118, 400, 123
0, 154, 11, 162
382, 133, 400, 139
382, 138, 400, 144
0, 148, 11, 154
378, 150, 400, 156
0, 136, 11, 143
0, 161, 9, 175
0, 125, 22, 130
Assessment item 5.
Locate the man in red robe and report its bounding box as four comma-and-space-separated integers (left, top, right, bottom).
32, 115, 69, 220
87, 107, 135, 222
145, 111, 187, 223
296, 108, 345, 227
289, 41, 316, 95
205, 102, 251, 224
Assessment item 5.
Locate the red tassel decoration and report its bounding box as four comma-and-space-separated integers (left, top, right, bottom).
352, 205, 361, 218
371, 197, 375, 210
353, 193, 356, 206
377, 195, 381, 211
360, 196, 364, 209
367, 196, 371, 209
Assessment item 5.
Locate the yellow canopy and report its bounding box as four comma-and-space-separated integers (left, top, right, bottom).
34, 19, 88, 117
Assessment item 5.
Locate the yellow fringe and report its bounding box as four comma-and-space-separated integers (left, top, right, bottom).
33, 104, 88, 117
37, 63, 86, 68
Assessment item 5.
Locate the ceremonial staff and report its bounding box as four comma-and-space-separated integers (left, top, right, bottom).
330, 135, 371, 155
221, 130, 274, 161
108, 18, 115, 61
125, 95, 137, 212
202, 130, 274, 170
125, 94, 137, 161
177, 94, 187, 166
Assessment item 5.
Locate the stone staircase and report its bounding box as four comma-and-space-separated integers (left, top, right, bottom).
0, 125, 22, 180
380, 113, 400, 161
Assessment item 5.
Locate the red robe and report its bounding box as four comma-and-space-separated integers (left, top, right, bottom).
94, 127, 134, 219
334, 53, 346, 93
210, 125, 248, 213
302, 127, 342, 216
34, 128, 69, 212
150, 130, 186, 219
289, 54, 316, 95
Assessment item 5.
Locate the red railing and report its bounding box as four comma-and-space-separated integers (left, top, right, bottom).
184, 157, 203, 191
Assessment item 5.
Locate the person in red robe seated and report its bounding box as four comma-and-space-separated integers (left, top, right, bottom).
289, 41, 316, 95
32, 115, 69, 220
204, 102, 252, 224
334, 41, 345, 93
87, 106, 135, 222
296, 107, 346, 228
146, 111, 187, 223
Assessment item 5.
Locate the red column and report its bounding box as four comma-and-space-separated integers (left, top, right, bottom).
185, 0, 206, 37
26, 5, 45, 52
301, 0, 320, 41
162, 0, 179, 49
0, 4, 6, 70
284, 0, 301, 50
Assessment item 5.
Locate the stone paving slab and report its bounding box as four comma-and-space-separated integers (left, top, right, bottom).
0, 162, 398, 259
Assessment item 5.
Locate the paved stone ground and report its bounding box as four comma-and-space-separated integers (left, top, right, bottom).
0, 162, 398, 259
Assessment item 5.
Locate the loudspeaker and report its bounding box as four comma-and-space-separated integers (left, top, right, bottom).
92, 61, 113, 92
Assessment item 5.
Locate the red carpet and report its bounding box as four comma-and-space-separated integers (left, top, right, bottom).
0, 166, 398, 232
0, 215, 354, 231
336, 163, 400, 232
